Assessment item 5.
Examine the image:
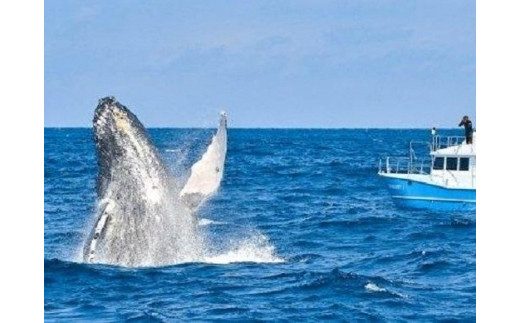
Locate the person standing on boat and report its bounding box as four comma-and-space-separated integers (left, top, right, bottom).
458, 115, 474, 144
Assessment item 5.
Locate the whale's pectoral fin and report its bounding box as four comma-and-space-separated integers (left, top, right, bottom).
180, 112, 228, 212
83, 201, 113, 263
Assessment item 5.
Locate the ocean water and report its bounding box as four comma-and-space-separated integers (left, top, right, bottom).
44, 128, 475, 321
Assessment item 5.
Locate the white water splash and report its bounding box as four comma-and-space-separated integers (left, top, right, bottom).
202, 233, 284, 265
198, 218, 227, 226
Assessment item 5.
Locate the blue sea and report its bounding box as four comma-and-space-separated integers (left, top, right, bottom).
44, 128, 475, 321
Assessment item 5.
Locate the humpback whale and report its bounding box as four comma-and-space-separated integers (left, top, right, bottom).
83, 97, 227, 267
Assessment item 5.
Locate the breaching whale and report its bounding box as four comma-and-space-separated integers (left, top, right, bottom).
83, 97, 227, 267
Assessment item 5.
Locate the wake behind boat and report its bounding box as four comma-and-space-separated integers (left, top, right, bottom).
378, 131, 476, 211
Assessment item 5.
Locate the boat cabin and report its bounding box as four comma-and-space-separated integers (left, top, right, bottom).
430, 134, 476, 189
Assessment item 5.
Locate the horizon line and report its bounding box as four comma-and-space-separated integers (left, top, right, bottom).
44, 126, 462, 130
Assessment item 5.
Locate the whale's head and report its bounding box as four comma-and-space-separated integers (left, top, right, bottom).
93, 97, 167, 197
94, 96, 149, 155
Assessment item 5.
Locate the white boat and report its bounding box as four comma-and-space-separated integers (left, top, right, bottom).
378, 131, 476, 211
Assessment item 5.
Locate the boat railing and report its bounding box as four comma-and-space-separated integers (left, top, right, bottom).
432, 135, 466, 151
378, 156, 431, 175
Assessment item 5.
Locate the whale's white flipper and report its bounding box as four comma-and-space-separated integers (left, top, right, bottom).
180, 112, 228, 211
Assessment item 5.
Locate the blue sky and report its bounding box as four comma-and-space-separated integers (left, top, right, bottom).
45, 0, 475, 128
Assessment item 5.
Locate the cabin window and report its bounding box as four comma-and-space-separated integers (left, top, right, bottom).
433, 157, 444, 170
459, 157, 470, 171
446, 157, 458, 170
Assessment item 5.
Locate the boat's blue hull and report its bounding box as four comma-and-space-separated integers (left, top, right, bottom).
383, 177, 476, 211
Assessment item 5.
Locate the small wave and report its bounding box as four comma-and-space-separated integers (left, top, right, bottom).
407, 231, 448, 240
165, 148, 181, 152
418, 260, 451, 272
449, 217, 475, 227
318, 215, 393, 229
365, 282, 387, 292
364, 282, 408, 299
290, 253, 324, 264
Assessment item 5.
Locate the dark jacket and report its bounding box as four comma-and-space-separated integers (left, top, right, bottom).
459, 119, 473, 137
